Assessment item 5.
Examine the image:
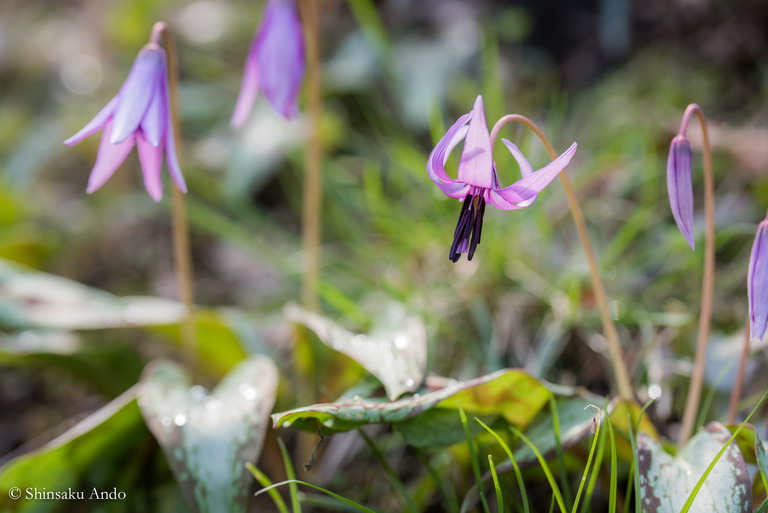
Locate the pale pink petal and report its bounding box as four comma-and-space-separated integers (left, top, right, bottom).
162, 75, 187, 194
139, 54, 167, 147
231, 33, 261, 128
456, 96, 494, 189
489, 142, 577, 210
501, 139, 536, 207
427, 112, 471, 185
137, 133, 163, 202
64, 97, 118, 146
749, 215, 768, 340
86, 121, 136, 194
666, 135, 695, 250
111, 46, 164, 144
257, 0, 305, 119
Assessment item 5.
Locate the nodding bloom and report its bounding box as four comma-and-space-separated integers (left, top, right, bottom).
427, 96, 578, 262
231, 0, 305, 127
748, 213, 768, 340
64, 43, 187, 202
666, 134, 695, 249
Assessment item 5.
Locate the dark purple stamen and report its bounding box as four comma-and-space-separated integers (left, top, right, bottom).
449, 194, 486, 262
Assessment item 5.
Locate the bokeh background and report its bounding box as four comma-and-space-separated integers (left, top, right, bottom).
2, 0, 768, 510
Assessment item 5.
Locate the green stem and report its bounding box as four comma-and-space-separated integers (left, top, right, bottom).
489, 115, 633, 400
300, 0, 322, 312
152, 22, 196, 366
677, 104, 715, 446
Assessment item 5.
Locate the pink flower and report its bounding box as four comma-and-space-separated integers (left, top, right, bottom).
666, 135, 695, 249
428, 96, 578, 262
231, 0, 305, 127
64, 44, 187, 202
748, 214, 768, 340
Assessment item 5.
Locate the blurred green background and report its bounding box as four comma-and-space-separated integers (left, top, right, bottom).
1, 0, 768, 510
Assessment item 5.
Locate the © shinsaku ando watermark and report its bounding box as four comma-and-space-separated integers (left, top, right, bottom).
7, 486, 127, 501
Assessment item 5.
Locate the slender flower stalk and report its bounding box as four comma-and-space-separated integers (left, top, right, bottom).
299, 0, 322, 311
488, 115, 634, 401
231, 0, 306, 126
671, 104, 715, 446
154, 22, 197, 365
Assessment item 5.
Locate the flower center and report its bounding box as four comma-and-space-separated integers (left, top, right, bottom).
449, 192, 486, 262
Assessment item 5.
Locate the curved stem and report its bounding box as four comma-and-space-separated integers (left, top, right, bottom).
490, 115, 633, 400
154, 22, 197, 365
678, 105, 715, 446
300, 0, 322, 312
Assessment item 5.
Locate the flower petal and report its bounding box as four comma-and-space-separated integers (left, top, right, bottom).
139, 54, 168, 147
456, 96, 494, 189
86, 120, 136, 195
137, 133, 163, 202
111, 46, 165, 144
231, 32, 261, 128
501, 139, 537, 207
666, 135, 695, 250
748, 216, 768, 341
257, 0, 305, 119
163, 75, 188, 194
427, 112, 471, 186
488, 142, 577, 210
63, 96, 118, 146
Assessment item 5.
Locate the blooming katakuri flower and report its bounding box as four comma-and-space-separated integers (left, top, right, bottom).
666, 134, 695, 249
231, 0, 305, 127
748, 213, 768, 340
428, 96, 578, 262
64, 42, 187, 202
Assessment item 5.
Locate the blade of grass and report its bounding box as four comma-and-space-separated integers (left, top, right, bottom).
549, 396, 573, 509
571, 407, 602, 513
458, 405, 491, 513
256, 480, 379, 513
359, 429, 418, 513
756, 496, 768, 513
606, 414, 618, 513
277, 438, 301, 513
476, 418, 530, 513
680, 388, 768, 513
246, 462, 290, 513
627, 415, 640, 513
695, 359, 735, 430
508, 425, 567, 512
579, 414, 607, 513
488, 454, 504, 513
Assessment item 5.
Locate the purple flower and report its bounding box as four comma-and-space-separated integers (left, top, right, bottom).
231, 0, 305, 127
428, 96, 578, 262
666, 134, 694, 249
748, 214, 768, 340
64, 44, 187, 202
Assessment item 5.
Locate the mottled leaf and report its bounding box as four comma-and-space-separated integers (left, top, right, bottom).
0, 259, 184, 330
638, 422, 751, 513
273, 368, 552, 436
285, 302, 426, 400
138, 356, 278, 513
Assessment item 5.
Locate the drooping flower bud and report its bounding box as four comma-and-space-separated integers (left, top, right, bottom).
748, 214, 768, 340
666, 134, 694, 250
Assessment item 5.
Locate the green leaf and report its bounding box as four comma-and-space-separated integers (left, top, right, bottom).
638, 422, 751, 513
138, 356, 278, 513
273, 369, 555, 436
285, 302, 427, 400
0, 388, 147, 513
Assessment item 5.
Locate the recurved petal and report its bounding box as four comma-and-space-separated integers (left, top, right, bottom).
488, 142, 577, 210
501, 139, 537, 207
257, 0, 305, 119
231, 33, 261, 128
163, 77, 188, 194
456, 96, 494, 189
111, 46, 165, 144
426, 112, 472, 191
748, 216, 768, 341
64, 96, 118, 146
86, 121, 136, 195
137, 134, 163, 202
666, 135, 695, 250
